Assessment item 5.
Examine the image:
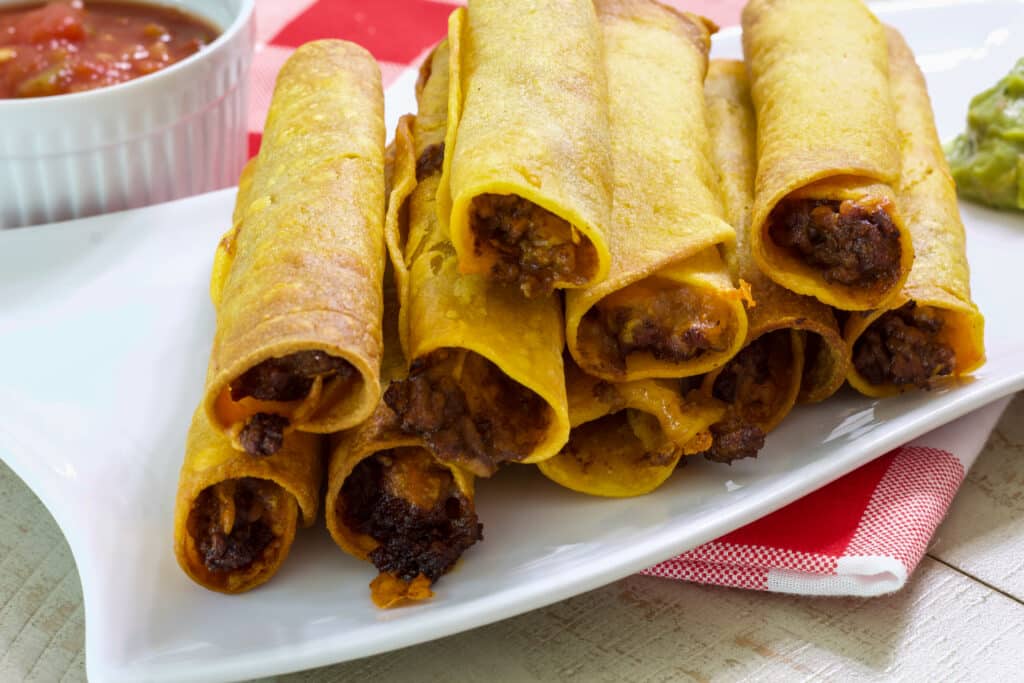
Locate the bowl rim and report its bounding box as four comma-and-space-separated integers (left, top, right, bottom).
0, 0, 255, 108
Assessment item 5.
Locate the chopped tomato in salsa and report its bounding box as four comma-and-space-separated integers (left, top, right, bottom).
0, 1, 218, 98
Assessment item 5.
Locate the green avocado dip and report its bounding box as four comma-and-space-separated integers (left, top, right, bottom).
945, 58, 1024, 211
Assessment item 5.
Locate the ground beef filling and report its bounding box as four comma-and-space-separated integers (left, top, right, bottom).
800, 332, 828, 397
768, 198, 901, 288
416, 142, 444, 181
576, 283, 730, 373
341, 450, 483, 582
382, 350, 548, 479
700, 417, 766, 464
383, 349, 550, 477
470, 193, 598, 298
188, 478, 276, 573
231, 350, 353, 402
238, 414, 289, 458
712, 331, 789, 422
230, 351, 354, 457
699, 332, 788, 464
853, 302, 955, 388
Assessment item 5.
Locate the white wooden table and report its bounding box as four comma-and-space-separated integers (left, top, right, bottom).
3, 393, 1023, 681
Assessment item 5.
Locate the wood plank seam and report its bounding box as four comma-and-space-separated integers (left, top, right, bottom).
926, 553, 1024, 606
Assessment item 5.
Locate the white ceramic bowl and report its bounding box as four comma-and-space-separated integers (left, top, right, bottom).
0, 0, 255, 229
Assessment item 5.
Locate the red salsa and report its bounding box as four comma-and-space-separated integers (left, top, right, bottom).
0, 1, 218, 98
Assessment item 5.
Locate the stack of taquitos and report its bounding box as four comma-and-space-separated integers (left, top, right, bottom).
382, 38, 570, 479
174, 40, 386, 593
844, 29, 985, 395
700, 59, 851, 463
174, 0, 991, 602
564, 0, 749, 383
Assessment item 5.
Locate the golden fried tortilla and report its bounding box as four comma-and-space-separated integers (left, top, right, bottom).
173, 408, 322, 594
204, 40, 386, 455
704, 59, 850, 414
383, 42, 570, 478
537, 359, 724, 498
565, 0, 747, 382
845, 28, 985, 396
742, 0, 913, 310
326, 264, 480, 609
439, 1, 613, 297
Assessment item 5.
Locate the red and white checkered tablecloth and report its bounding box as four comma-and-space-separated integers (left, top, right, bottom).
245, 0, 1007, 598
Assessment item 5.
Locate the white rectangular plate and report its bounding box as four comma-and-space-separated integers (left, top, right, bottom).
2, 1, 1023, 681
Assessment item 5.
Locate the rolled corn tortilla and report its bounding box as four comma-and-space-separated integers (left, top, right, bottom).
325, 402, 481, 608
537, 360, 725, 498
326, 255, 482, 609
742, 0, 914, 311
383, 42, 570, 478
204, 40, 386, 457
697, 59, 853, 464
173, 408, 323, 594
845, 28, 985, 396
565, 0, 748, 383
439, 1, 613, 298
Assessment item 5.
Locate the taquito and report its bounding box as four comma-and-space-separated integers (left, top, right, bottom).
742, 0, 914, 311
439, 0, 613, 297
383, 42, 570, 478
698, 59, 851, 463
845, 29, 985, 396
538, 360, 724, 498
565, 0, 748, 382
326, 403, 482, 608
204, 40, 386, 457
326, 257, 482, 609
174, 409, 323, 594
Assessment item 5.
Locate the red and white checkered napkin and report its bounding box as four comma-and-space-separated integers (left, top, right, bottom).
245, 0, 1006, 598
644, 398, 1010, 596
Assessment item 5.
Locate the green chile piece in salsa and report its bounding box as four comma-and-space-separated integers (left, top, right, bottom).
945, 58, 1024, 211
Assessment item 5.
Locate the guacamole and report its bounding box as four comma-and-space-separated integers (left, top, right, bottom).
945, 58, 1024, 211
